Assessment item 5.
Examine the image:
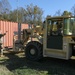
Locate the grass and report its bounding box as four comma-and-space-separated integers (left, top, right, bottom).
13, 68, 48, 75
0, 65, 14, 75
0, 51, 75, 75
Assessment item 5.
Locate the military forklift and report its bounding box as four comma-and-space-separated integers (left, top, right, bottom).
25, 15, 75, 61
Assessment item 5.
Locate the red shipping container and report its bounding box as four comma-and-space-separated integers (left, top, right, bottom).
0, 20, 28, 48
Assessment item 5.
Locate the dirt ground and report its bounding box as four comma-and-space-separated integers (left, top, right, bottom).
0, 50, 75, 75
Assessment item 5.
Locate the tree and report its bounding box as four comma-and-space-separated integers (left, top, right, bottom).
9, 4, 43, 25
0, 0, 11, 20
62, 11, 72, 16
54, 9, 61, 16
1, 0, 11, 14
9, 7, 26, 23
0, 2, 43, 25
71, 4, 75, 16
9, 10, 17, 22
24, 4, 43, 26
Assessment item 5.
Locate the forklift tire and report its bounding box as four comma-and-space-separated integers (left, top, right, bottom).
25, 41, 43, 61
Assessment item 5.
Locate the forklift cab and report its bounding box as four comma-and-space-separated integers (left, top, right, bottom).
43, 16, 75, 59
47, 17, 63, 49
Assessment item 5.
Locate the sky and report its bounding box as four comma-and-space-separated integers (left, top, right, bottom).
8, 0, 75, 17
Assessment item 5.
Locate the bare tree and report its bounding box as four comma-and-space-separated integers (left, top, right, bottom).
0, 2, 3, 14
0, 0, 11, 20
54, 9, 61, 16
71, 4, 75, 16
1, 0, 11, 14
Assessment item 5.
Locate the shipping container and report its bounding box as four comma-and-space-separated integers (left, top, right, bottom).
0, 20, 28, 48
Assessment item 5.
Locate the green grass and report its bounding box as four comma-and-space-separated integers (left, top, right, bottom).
0, 65, 14, 75
0, 52, 75, 75
13, 68, 48, 75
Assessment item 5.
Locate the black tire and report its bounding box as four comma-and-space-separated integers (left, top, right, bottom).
25, 41, 43, 61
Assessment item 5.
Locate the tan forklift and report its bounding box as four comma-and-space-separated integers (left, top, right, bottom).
24, 15, 75, 61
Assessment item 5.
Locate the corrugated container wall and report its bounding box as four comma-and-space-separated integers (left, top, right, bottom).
0, 20, 28, 48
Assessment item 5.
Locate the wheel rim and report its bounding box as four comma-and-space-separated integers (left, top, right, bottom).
30, 48, 36, 55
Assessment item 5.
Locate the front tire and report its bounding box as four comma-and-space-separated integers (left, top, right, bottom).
25, 41, 43, 61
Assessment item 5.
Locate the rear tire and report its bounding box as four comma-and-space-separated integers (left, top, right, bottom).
25, 41, 43, 61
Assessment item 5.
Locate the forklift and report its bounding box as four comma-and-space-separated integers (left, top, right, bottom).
25, 15, 75, 61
